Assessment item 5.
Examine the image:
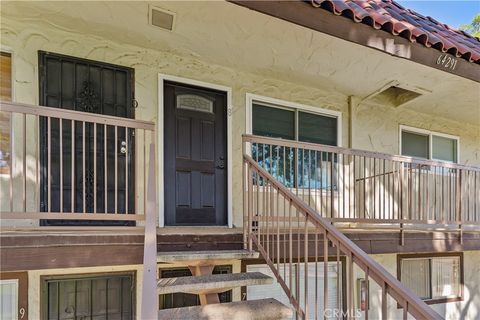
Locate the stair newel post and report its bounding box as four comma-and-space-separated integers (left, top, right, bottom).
243, 149, 247, 249
141, 142, 158, 320
248, 163, 253, 251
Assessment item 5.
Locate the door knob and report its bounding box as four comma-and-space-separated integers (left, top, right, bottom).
216, 158, 225, 169
120, 141, 127, 154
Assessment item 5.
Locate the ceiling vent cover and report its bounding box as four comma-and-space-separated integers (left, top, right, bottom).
363, 81, 431, 108
149, 6, 175, 31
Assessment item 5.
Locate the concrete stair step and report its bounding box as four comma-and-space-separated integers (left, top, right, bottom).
157, 249, 259, 265
157, 272, 272, 295
157, 298, 293, 320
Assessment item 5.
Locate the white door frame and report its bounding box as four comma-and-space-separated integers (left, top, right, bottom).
157, 74, 233, 228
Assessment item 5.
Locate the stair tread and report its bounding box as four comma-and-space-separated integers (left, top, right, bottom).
157, 272, 272, 295
157, 249, 259, 263
157, 298, 293, 320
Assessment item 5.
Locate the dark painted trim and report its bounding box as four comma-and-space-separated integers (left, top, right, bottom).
0, 271, 28, 320
1, 232, 478, 271
397, 252, 464, 306
230, 1, 480, 83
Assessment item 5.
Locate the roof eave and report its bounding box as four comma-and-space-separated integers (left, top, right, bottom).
230, 0, 480, 83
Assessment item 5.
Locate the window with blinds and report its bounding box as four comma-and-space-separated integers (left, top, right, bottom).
0, 51, 12, 175
401, 127, 458, 163
399, 254, 462, 304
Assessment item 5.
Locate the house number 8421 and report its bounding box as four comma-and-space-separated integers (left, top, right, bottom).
436, 54, 457, 70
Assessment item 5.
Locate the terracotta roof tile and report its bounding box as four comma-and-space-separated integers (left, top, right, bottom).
309, 0, 480, 63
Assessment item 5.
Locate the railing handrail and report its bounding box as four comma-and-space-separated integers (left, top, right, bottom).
243, 134, 480, 172
0, 100, 155, 131
244, 154, 443, 319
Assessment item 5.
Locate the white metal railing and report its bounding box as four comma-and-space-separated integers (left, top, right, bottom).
243, 134, 480, 240
0, 101, 155, 223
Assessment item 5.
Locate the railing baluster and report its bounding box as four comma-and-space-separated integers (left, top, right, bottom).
71, 120, 75, 212
248, 163, 253, 251
59, 119, 63, 213
315, 230, 318, 320
115, 125, 118, 214
323, 232, 328, 320
105, 125, 108, 213
304, 218, 308, 320
82, 121, 86, 214
21, 114, 26, 212
93, 123, 97, 214
125, 127, 128, 214
48, 117, 52, 213
36, 115, 40, 211
8, 112, 13, 212
381, 282, 388, 320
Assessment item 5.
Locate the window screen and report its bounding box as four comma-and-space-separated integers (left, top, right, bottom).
401, 131, 429, 159
298, 111, 337, 146
400, 255, 461, 302
431, 257, 460, 299
432, 136, 457, 163
400, 259, 431, 299
252, 104, 294, 140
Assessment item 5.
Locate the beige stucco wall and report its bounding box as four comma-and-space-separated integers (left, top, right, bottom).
27, 260, 241, 319
1, 14, 479, 228
352, 101, 480, 167
24, 252, 480, 319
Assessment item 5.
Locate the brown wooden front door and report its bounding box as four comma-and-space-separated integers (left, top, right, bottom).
164, 82, 227, 226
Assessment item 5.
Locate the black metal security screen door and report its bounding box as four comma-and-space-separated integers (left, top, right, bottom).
39, 51, 135, 225
164, 82, 227, 226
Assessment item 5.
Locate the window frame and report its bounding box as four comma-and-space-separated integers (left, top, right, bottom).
399, 125, 460, 163
397, 252, 464, 305
0, 47, 15, 101
0, 272, 27, 320
41, 271, 136, 319
0, 48, 14, 177
246, 93, 342, 147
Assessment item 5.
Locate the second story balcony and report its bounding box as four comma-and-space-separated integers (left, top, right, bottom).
1, 101, 478, 239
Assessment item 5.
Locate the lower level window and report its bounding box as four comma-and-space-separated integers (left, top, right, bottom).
0, 279, 18, 320
43, 273, 134, 319
399, 253, 462, 304
247, 262, 343, 319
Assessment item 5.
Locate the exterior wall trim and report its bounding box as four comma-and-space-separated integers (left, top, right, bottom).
158, 74, 233, 228
245, 93, 343, 147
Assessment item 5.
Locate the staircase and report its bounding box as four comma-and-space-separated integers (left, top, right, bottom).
241, 134, 444, 319
156, 250, 293, 320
